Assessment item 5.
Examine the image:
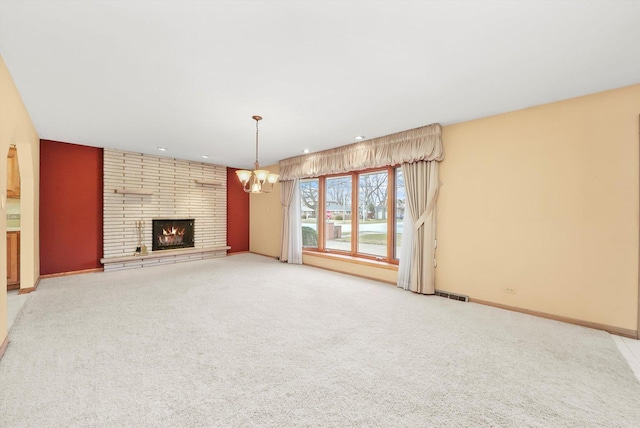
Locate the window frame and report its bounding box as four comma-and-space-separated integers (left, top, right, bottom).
393, 166, 404, 260
301, 165, 401, 265
324, 174, 354, 253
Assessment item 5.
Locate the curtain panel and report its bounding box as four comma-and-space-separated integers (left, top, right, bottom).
402, 161, 439, 294
279, 123, 443, 180
280, 179, 303, 264
397, 208, 414, 290
279, 180, 296, 262
287, 180, 303, 264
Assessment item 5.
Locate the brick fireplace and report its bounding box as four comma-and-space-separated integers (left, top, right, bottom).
101, 149, 229, 271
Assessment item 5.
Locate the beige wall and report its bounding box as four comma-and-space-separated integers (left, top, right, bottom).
249, 164, 282, 258
437, 84, 640, 332
251, 84, 639, 334
0, 55, 40, 345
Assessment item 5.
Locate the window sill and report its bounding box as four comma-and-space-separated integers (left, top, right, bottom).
302, 250, 399, 271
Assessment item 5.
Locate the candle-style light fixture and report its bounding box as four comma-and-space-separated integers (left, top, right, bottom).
236, 115, 279, 193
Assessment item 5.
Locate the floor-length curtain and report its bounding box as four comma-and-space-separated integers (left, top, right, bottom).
287, 180, 302, 264
397, 208, 414, 290
279, 180, 295, 262
400, 161, 439, 294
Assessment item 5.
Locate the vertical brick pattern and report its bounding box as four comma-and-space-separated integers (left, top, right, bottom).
103, 149, 227, 271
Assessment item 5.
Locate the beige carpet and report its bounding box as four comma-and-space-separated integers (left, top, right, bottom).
1, 253, 639, 427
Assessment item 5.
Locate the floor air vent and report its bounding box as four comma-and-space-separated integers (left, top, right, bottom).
435, 290, 469, 302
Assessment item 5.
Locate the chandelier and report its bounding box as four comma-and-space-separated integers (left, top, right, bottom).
236, 115, 280, 193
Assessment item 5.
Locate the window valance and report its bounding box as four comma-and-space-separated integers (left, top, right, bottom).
278, 123, 443, 180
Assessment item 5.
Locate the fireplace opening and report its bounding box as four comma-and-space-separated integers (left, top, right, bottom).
152, 219, 195, 251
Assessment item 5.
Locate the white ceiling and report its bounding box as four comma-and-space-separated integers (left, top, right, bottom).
1, 1, 639, 169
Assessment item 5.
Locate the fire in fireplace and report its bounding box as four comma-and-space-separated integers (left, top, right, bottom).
152, 219, 195, 251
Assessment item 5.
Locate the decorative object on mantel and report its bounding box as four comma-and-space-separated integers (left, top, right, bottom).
114, 188, 154, 195
235, 115, 280, 193
134, 220, 148, 256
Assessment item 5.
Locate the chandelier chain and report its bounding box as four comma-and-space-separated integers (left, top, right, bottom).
255, 118, 259, 167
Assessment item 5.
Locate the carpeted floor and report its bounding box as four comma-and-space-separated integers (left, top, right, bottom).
1, 253, 639, 427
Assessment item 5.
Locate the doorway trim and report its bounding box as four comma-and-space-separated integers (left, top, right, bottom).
637, 114, 640, 339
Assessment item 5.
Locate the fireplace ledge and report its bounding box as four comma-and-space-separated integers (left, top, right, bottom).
100, 246, 231, 265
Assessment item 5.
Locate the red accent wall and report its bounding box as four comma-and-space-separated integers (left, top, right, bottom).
226, 168, 249, 252
40, 140, 103, 275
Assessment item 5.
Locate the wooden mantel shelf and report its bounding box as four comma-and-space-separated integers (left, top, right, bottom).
194, 179, 223, 186
100, 246, 231, 265
114, 187, 154, 195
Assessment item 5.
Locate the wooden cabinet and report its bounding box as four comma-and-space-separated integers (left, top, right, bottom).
7, 231, 20, 290
7, 146, 20, 198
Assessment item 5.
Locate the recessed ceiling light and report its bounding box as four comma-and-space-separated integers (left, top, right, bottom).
201, 155, 210, 159
303, 149, 310, 154
157, 147, 167, 151
355, 135, 365, 141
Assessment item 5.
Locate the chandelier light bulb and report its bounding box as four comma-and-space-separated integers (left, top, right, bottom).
236, 170, 251, 183
254, 170, 269, 182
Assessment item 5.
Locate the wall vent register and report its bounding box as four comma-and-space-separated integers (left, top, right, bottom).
435, 290, 469, 302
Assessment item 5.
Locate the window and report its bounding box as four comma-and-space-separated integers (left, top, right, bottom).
300, 166, 403, 263
357, 171, 387, 257
325, 175, 352, 251
300, 178, 319, 248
